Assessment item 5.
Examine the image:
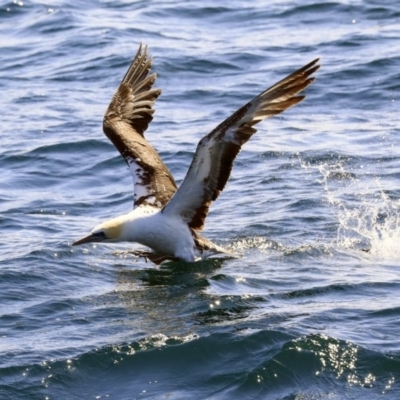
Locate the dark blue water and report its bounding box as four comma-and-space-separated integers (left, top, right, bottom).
1, 1, 400, 398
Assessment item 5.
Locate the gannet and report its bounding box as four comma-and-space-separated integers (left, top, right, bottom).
72, 44, 319, 263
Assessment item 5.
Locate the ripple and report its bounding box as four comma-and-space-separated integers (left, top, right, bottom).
2, 0, 400, 398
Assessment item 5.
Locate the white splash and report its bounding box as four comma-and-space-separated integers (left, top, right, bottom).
300, 157, 400, 259
336, 184, 400, 258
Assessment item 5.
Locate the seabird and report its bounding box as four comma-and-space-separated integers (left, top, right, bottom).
72, 44, 319, 263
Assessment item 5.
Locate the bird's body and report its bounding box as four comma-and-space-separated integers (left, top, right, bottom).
109, 207, 196, 260
87, 206, 227, 263
72, 44, 319, 263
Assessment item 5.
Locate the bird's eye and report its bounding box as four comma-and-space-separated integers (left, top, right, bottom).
93, 231, 106, 239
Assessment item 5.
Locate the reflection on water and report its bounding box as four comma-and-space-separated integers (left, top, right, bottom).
113, 257, 248, 336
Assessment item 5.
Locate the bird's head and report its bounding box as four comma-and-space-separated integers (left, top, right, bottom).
72, 216, 125, 246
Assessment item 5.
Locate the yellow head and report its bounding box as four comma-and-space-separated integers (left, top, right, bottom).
72, 216, 126, 246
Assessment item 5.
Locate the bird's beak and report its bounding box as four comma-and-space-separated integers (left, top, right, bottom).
72, 234, 100, 246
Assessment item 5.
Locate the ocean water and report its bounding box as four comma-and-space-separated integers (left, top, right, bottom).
1, 0, 400, 398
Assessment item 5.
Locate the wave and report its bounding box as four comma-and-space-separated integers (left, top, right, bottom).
1, 330, 398, 399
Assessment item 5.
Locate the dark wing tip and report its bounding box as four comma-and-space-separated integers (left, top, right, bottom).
302, 58, 321, 72
302, 76, 316, 89
104, 43, 161, 137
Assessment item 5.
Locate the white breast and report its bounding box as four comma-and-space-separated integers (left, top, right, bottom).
121, 206, 196, 261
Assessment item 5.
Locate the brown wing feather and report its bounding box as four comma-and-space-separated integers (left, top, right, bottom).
163, 58, 320, 230
103, 44, 177, 208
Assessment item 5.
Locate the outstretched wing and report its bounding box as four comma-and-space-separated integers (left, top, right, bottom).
103, 44, 177, 208
163, 58, 320, 230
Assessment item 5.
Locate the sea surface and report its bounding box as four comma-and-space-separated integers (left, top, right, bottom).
1, 0, 400, 399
